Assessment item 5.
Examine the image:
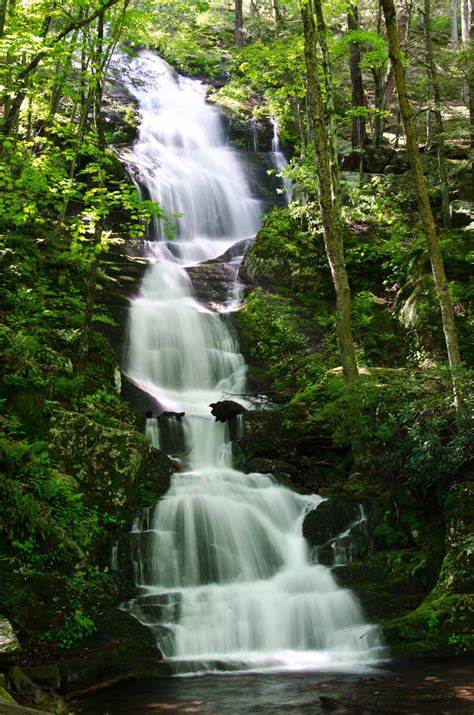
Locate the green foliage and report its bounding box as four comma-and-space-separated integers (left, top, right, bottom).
284, 371, 472, 497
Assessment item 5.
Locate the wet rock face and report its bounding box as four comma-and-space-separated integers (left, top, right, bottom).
303, 498, 361, 548
0, 620, 20, 667
186, 262, 238, 308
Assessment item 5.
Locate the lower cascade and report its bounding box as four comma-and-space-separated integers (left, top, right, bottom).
119, 49, 386, 673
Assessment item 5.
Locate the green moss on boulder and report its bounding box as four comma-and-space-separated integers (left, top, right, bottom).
50, 408, 174, 520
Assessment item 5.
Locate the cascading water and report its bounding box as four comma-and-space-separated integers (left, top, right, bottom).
270, 117, 292, 204
119, 49, 386, 673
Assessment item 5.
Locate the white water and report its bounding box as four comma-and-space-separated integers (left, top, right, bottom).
120, 50, 386, 673
271, 117, 292, 204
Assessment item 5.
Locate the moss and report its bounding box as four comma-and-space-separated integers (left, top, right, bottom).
335, 550, 429, 622
49, 408, 174, 521
383, 594, 474, 657
0, 685, 17, 704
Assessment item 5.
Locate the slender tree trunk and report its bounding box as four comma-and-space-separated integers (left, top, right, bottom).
312, 0, 341, 203
383, 0, 410, 111
235, 0, 244, 49
451, 0, 459, 48
460, 0, 473, 159
423, 0, 450, 226
372, 7, 385, 147
347, 3, 367, 149
48, 28, 80, 124
272, 0, 284, 30
0, 0, 8, 38
94, 11, 106, 150
77, 250, 100, 375
381, 0, 463, 415
289, 95, 306, 146
300, 0, 359, 383
372, 67, 384, 146
461, 0, 471, 44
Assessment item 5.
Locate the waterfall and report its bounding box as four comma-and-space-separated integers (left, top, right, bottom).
119, 49, 386, 673
271, 117, 292, 204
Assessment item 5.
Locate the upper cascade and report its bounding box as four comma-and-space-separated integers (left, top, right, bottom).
118, 50, 261, 252
118, 48, 387, 674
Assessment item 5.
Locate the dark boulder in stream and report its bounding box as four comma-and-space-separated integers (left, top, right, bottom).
303, 498, 361, 547
57, 610, 170, 698
209, 400, 246, 422
186, 261, 238, 308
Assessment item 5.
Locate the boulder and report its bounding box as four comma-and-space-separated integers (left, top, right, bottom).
186, 262, 237, 308
245, 457, 299, 484
121, 376, 160, 416
50, 409, 175, 518
450, 200, 473, 228
209, 400, 246, 423
433, 481, 474, 596
7, 667, 69, 714
0, 684, 17, 705
58, 609, 170, 697
0, 620, 20, 667
302, 498, 361, 548
27, 666, 60, 693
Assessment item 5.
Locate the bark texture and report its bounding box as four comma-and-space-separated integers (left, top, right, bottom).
348, 3, 367, 148
300, 0, 359, 383
235, 0, 244, 49
423, 0, 450, 226
381, 0, 463, 414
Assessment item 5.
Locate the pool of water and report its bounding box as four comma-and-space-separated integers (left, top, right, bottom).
72, 657, 474, 714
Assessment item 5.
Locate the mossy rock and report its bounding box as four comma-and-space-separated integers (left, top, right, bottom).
245, 457, 300, 485
239, 206, 326, 297
0, 685, 17, 704
436, 481, 474, 595
382, 593, 474, 657
7, 667, 69, 714
50, 409, 175, 520
58, 609, 170, 696
335, 550, 429, 622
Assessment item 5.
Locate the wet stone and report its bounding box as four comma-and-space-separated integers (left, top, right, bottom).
0, 620, 20, 667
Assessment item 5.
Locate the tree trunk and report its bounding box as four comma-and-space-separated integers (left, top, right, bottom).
380, 0, 463, 415
383, 0, 410, 111
94, 11, 106, 150
272, 0, 284, 30
312, 0, 341, 203
235, 0, 244, 49
372, 67, 384, 146
300, 0, 359, 383
451, 0, 459, 48
289, 95, 306, 146
347, 3, 367, 149
0, 0, 8, 38
461, 0, 471, 44
423, 0, 450, 226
